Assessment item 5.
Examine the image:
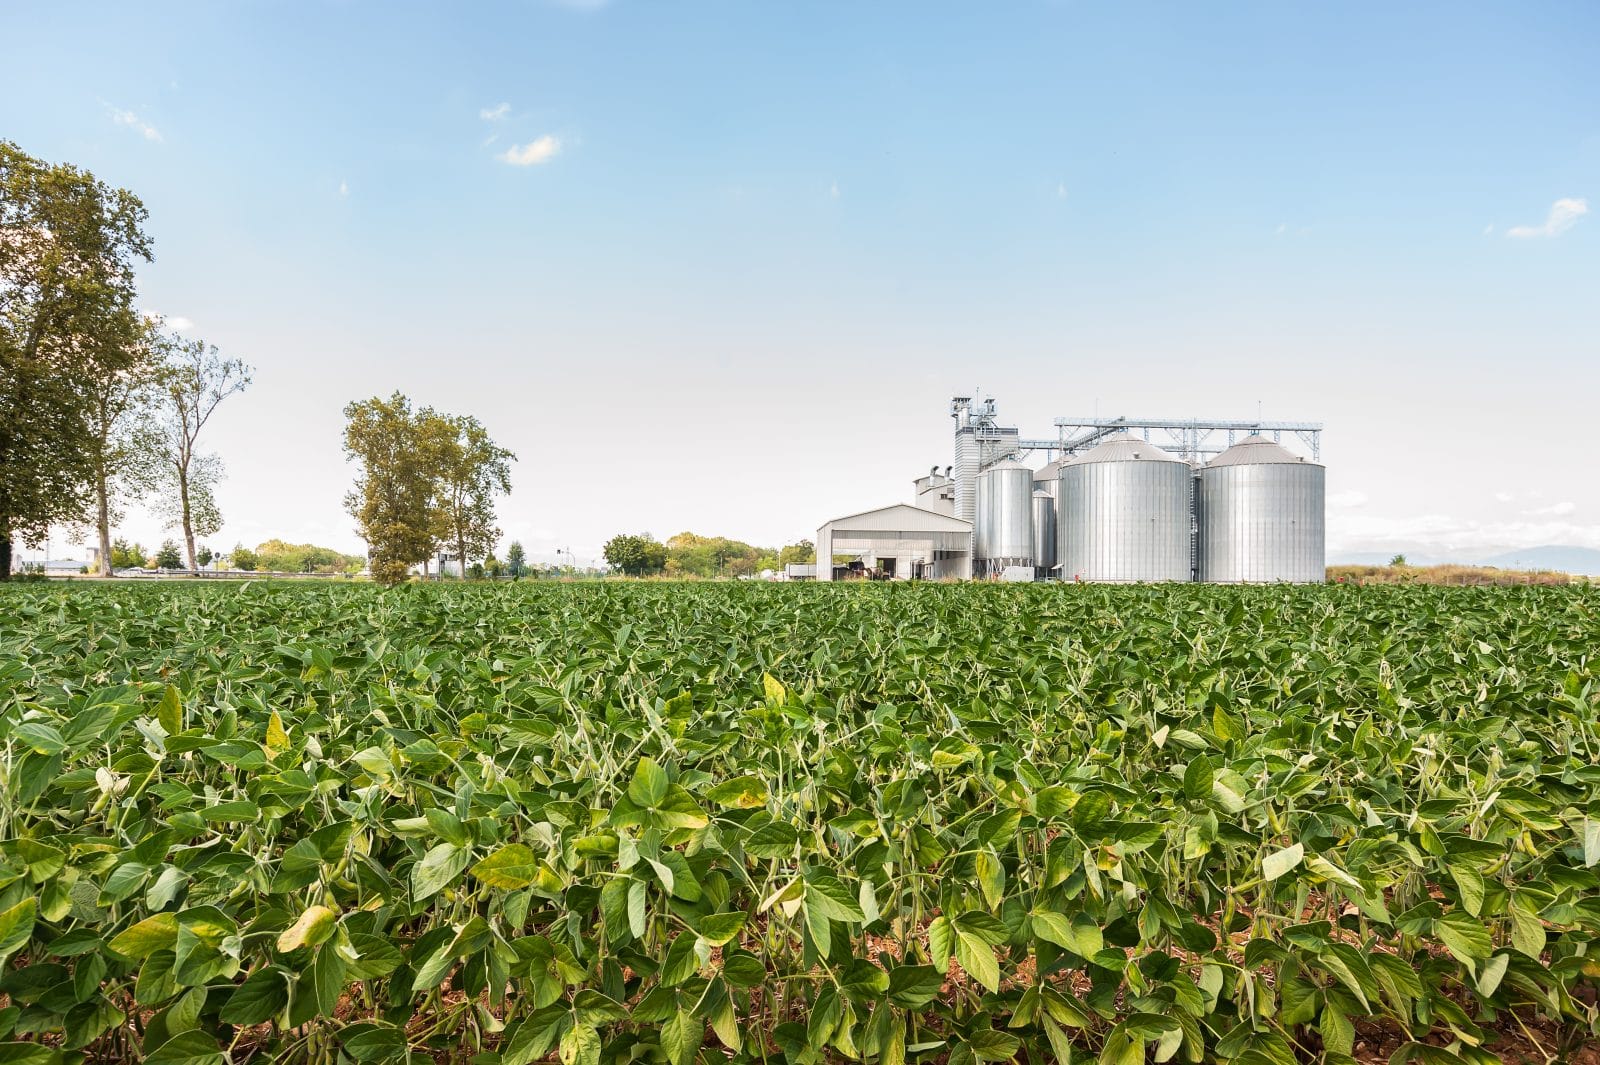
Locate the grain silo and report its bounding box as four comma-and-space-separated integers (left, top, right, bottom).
1058, 437, 1192, 582
1031, 491, 1057, 578
1197, 435, 1325, 583
975, 459, 1035, 574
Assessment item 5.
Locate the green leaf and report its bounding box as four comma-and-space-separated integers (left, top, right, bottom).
1261, 843, 1304, 882
0, 900, 36, 961
1436, 910, 1492, 969
1448, 862, 1485, 918
219, 966, 290, 1025
342, 1023, 409, 1062
1583, 817, 1600, 869
157, 685, 184, 735
705, 776, 768, 808
143, 1030, 225, 1065
661, 1008, 702, 1065
974, 847, 1005, 910
559, 1023, 601, 1065
1030, 910, 1075, 949
472, 844, 540, 889
806, 875, 866, 922
411, 842, 471, 900
967, 1029, 1022, 1062
109, 912, 178, 960
1509, 900, 1546, 959
629, 757, 669, 807
1183, 755, 1213, 801
696, 911, 747, 947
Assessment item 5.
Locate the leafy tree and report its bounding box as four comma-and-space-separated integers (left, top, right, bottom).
154, 539, 183, 569
484, 553, 502, 578
603, 533, 667, 576
505, 540, 527, 578
109, 538, 146, 569
344, 392, 435, 586
1389, 554, 1408, 567
154, 334, 252, 569
0, 141, 151, 579
779, 540, 816, 566
196, 545, 214, 567
80, 312, 165, 575
425, 412, 514, 582
230, 543, 257, 571
253, 538, 363, 574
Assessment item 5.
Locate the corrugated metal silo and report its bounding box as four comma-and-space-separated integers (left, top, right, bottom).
1057, 437, 1192, 582
1032, 491, 1057, 578
1197, 435, 1325, 583
975, 459, 1035, 573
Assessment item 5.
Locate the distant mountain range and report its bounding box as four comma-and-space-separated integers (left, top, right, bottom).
1328, 545, 1600, 576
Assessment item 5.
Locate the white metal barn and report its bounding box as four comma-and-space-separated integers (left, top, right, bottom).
815, 503, 973, 581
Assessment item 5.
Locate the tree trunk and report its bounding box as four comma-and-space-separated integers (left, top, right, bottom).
0, 516, 11, 582
96, 473, 113, 577
458, 531, 468, 581
178, 464, 196, 571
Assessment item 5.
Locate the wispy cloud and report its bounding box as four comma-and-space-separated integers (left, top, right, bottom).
480, 102, 511, 121
830, 180, 840, 199
499, 135, 562, 166
338, 180, 349, 197
1524, 500, 1576, 517
1506, 197, 1587, 239
548, 0, 610, 9
1057, 182, 1068, 199
108, 105, 162, 142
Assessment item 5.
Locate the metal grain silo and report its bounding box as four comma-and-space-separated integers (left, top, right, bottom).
1032, 491, 1057, 578
1057, 437, 1192, 582
1197, 435, 1325, 583
975, 459, 1035, 574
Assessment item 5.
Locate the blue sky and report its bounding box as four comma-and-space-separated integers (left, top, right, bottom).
4, 1, 1597, 564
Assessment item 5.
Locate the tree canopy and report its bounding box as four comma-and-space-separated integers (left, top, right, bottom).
603, 533, 668, 576
0, 141, 151, 578
343, 393, 514, 586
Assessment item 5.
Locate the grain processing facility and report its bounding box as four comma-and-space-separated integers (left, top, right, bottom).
813, 396, 1324, 582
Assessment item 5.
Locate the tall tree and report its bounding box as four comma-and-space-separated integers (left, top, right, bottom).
80, 311, 165, 575
343, 392, 437, 586
426, 412, 514, 581
0, 141, 151, 579
505, 540, 527, 578
155, 334, 252, 569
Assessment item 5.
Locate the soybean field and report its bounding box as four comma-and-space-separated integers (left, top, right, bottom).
1, 581, 1598, 1065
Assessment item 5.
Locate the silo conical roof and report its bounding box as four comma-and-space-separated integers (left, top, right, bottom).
1067, 436, 1183, 465
1208, 434, 1318, 467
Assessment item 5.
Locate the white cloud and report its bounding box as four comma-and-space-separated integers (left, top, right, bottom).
1057, 182, 1068, 199
141, 310, 193, 332
830, 180, 840, 199
1524, 500, 1576, 517
1506, 197, 1587, 239
1328, 510, 1600, 554
109, 106, 162, 142
499, 136, 562, 166
1483, 223, 1494, 235
480, 102, 511, 121
1275, 223, 1287, 236
1329, 489, 1368, 508
338, 180, 349, 197
1494, 491, 1515, 503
